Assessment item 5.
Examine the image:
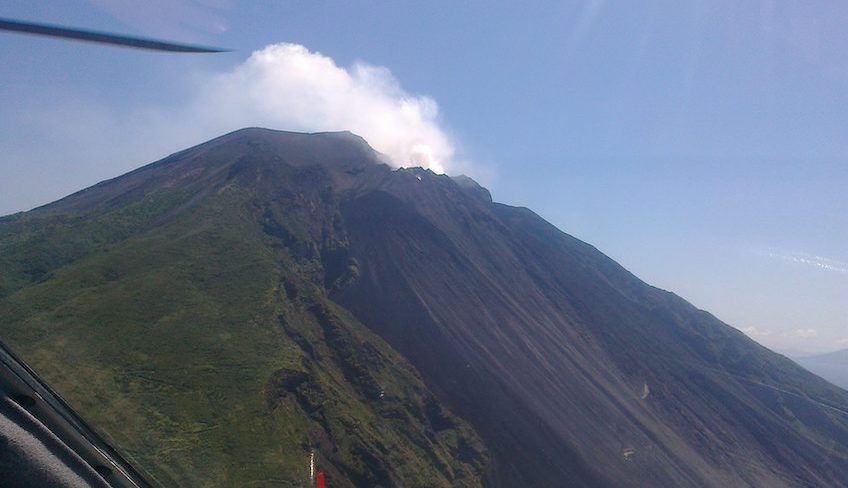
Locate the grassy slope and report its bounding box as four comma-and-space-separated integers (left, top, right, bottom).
0, 183, 487, 486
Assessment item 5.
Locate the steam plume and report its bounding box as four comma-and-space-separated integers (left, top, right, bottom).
0, 42, 465, 214
193, 43, 455, 173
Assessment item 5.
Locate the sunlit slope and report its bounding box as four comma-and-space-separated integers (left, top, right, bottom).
2, 127, 847, 487
0, 129, 487, 487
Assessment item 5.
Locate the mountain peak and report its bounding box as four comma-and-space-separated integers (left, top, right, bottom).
204, 127, 385, 166
217, 127, 372, 147
35, 128, 389, 215
4, 129, 848, 487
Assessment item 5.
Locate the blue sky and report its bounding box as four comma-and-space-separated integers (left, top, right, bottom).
1, 1, 845, 353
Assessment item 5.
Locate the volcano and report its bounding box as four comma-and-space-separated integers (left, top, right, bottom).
1, 128, 846, 487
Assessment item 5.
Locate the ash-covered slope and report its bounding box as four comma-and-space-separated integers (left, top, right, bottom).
1, 128, 847, 487
331, 166, 848, 487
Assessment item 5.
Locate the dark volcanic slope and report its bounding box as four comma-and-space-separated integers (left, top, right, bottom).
333, 166, 848, 487
2, 128, 847, 487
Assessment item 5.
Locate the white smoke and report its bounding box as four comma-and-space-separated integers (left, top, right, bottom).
192, 43, 454, 173
0, 42, 469, 214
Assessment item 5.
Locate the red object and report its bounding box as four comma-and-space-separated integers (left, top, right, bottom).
316, 471, 325, 488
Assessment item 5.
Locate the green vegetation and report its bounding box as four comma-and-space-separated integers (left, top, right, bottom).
0, 176, 487, 486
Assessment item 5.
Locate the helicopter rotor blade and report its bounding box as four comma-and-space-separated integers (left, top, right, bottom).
0, 17, 229, 53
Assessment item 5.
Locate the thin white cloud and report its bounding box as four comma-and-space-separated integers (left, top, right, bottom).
789, 328, 819, 339
740, 326, 824, 342
739, 326, 773, 337
763, 249, 848, 274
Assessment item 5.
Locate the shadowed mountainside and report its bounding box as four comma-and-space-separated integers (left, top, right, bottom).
1, 128, 847, 487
